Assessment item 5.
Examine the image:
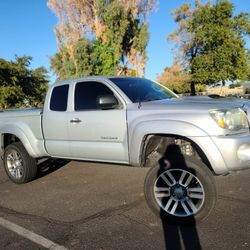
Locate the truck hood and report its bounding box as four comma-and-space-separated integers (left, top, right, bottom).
181, 95, 250, 107
127, 97, 250, 136
138, 96, 249, 111
177, 96, 250, 122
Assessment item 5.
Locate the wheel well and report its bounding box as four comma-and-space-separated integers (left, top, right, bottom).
2, 134, 20, 149
141, 134, 213, 173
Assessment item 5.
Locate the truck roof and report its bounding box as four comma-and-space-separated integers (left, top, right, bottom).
54, 76, 139, 86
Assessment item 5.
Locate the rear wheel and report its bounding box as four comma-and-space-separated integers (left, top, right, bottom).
144, 156, 217, 224
4, 142, 37, 184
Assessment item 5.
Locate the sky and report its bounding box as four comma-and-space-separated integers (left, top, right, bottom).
0, 0, 250, 83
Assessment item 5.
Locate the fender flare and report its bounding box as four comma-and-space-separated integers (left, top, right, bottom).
0, 124, 46, 158
129, 120, 228, 174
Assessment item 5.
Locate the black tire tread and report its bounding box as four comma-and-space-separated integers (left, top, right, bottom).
4, 142, 37, 184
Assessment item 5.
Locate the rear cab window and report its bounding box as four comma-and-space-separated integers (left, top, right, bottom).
50, 85, 69, 111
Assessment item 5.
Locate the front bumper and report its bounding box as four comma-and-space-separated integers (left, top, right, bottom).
211, 133, 250, 173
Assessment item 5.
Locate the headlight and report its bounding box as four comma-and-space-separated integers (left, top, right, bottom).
209, 108, 249, 131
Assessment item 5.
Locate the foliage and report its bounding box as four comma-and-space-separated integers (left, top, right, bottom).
157, 64, 190, 94
167, 0, 250, 95
48, 0, 156, 79
0, 56, 48, 109
167, 1, 205, 68
50, 39, 117, 79
229, 82, 242, 89
91, 40, 117, 75
247, 49, 250, 80
190, 0, 250, 85
157, 63, 205, 94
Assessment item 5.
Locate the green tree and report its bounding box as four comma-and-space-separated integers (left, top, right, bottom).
157, 63, 205, 94
0, 56, 48, 109
168, 0, 250, 95
48, 0, 154, 79
157, 64, 191, 94
50, 38, 117, 79
190, 1, 250, 87
91, 40, 117, 75
247, 49, 250, 80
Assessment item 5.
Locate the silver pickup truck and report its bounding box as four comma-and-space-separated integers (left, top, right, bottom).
1, 76, 250, 224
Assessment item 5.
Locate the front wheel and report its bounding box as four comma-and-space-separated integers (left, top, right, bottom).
144, 156, 217, 224
4, 142, 37, 184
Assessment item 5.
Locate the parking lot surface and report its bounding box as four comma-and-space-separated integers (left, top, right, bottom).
0, 160, 250, 249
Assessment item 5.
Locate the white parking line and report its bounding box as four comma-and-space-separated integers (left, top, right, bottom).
0, 217, 68, 250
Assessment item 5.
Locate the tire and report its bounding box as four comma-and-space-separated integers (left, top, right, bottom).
3, 142, 37, 184
144, 155, 217, 224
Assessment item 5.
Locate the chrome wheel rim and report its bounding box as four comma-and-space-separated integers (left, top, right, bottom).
154, 169, 205, 217
6, 149, 24, 179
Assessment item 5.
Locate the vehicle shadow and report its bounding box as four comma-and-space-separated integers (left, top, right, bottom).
36, 158, 70, 179
158, 144, 202, 250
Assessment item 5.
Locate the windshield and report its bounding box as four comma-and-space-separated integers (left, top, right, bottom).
110, 77, 177, 103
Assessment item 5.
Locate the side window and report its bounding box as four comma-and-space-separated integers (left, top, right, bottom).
50, 85, 69, 111
75, 81, 114, 111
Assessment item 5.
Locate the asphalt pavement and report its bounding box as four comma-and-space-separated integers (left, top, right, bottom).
0, 159, 249, 250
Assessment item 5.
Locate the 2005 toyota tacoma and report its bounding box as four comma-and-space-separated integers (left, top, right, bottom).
1, 76, 250, 224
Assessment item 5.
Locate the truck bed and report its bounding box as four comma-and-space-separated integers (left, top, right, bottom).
0, 108, 47, 158
0, 108, 42, 118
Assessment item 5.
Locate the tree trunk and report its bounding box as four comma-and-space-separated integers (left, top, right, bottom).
190, 82, 196, 96
219, 80, 226, 96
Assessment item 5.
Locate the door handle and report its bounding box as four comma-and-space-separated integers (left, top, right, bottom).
70, 118, 82, 123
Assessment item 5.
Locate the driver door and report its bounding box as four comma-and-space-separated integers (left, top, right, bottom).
67, 81, 129, 163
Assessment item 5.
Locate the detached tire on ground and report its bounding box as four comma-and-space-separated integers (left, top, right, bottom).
3, 142, 37, 184
144, 156, 217, 224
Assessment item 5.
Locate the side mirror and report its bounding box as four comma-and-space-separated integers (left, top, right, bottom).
96, 95, 119, 109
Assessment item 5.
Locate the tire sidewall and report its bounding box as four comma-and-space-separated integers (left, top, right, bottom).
144, 156, 217, 224
3, 142, 36, 184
